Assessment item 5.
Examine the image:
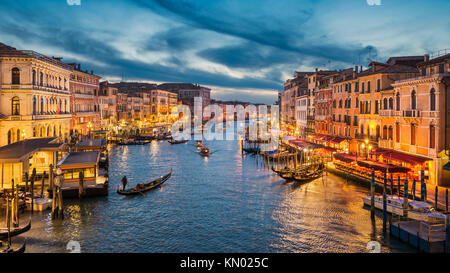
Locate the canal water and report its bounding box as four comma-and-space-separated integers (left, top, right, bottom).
18, 136, 415, 253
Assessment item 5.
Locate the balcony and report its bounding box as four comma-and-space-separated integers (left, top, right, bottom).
0, 84, 69, 95
420, 111, 439, 118
403, 109, 420, 118
379, 110, 399, 117
74, 92, 95, 99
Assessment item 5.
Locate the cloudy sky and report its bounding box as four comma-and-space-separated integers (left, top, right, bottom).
0, 0, 449, 104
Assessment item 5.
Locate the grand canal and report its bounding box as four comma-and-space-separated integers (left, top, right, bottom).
21, 137, 415, 253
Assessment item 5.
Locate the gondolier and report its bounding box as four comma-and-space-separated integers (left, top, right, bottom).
121, 176, 128, 190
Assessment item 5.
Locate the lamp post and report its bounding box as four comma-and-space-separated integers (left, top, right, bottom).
361, 139, 373, 160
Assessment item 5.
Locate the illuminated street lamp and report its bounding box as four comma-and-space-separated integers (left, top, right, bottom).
87, 122, 93, 138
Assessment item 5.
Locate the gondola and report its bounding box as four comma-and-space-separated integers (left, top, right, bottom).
168, 139, 189, 144
1, 240, 26, 254
117, 170, 172, 196
199, 147, 210, 156
0, 221, 31, 240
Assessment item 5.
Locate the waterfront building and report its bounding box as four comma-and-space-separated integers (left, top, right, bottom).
0, 43, 72, 147
357, 56, 424, 151
281, 72, 310, 135
305, 70, 336, 139
150, 89, 179, 124
157, 83, 211, 115
116, 92, 129, 122
68, 63, 101, 136
98, 81, 118, 128
0, 138, 64, 188
127, 94, 144, 122
390, 54, 450, 186
329, 68, 359, 152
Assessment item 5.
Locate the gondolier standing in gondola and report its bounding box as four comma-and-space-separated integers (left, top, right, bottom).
121, 176, 128, 190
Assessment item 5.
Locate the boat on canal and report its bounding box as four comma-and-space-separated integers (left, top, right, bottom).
0, 220, 31, 240
362, 195, 446, 223
195, 141, 203, 148
168, 139, 189, 145
117, 139, 150, 146
117, 170, 172, 196
1, 240, 26, 254
199, 147, 210, 156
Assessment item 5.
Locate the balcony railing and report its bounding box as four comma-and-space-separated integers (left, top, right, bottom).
0, 84, 69, 94
379, 110, 399, 117
403, 109, 420, 118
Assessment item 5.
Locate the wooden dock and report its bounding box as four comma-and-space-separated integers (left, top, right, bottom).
390, 221, 448, 253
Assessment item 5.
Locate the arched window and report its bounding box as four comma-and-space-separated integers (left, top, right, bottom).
33, 97, 37, 115
411, 90, 417, 110
396, 123, 400, 142
430, 125, 436, 149
40, 72, 44, 86
7, 130, 11, 145
383, 98, 388, 110
389, 98, 393, 110
411, 124, 416, 145
430, 88, 436, 111
396, 93, 400, 111
32, 70, 36, 85
388, 126, 393, 140
355, 97, 359, 108
383, 126, 388, 140
41, 98, 44, 115
16, 129, 21, 141
11, 68, 20, 84
12, 97, 20, 115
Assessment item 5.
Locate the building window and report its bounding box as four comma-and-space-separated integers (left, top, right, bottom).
32, 70, 36, 85
33, 97, 37, 115
430, 125, 435, 149
383, 98, 388, 110
388, 126, 393, 140
383, 126, 388, 140
430, 88, 436, 111
11, 67, 20, 85
12, 97, 20, 115
389, 98, 393, 110
367, 81, 371, 93
411, 124, 416, 145
411, 90, 417, 110
7, 130, 11, 145
396, 92, 400, 111
396, 123, 400, 142
377, 79, 381, 91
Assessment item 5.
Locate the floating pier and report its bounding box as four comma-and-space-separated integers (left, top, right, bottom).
390, 220, 448, 253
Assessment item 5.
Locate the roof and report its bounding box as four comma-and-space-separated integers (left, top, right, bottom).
157, 83, 210, 91
358, 63, 419, 77
76, 139, 106, 148
418, 53, 450, 67
0, 138, 63, 163
375, 148, 431, 165
57, 151, 100, 168
0, 42, 73, 70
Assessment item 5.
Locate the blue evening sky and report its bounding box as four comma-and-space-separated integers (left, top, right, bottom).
0, 0, 449, 104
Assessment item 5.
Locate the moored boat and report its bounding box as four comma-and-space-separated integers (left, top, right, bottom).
168, 139, 189, 145
0, 221, 31, 240
117, 170, 172, 196
362, 195, 446, 223
1, 240, 26, 254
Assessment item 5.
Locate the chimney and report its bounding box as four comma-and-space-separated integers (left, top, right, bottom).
360, 66, 363, 73
353, 66, 358, 78
315, 68, 318, 73
424, 54, 430, 62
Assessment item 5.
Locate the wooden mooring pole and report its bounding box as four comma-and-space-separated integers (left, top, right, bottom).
383, 173, 387, 232
435, 186, 439, 210
371, 170, 375, 219
403, 179, 409, 220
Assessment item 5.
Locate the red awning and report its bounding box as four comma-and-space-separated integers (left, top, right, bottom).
375, 149, 431, 165
330, 137, 346, 144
